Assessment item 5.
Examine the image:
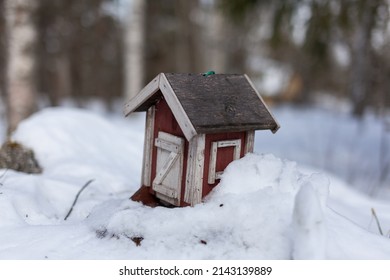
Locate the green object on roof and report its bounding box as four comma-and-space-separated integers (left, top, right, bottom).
203, 70, 215, 77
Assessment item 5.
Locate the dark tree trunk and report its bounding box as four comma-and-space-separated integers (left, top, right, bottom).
349, 0, 378, 117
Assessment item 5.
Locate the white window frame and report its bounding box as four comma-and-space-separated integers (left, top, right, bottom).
208, 139, 241, 184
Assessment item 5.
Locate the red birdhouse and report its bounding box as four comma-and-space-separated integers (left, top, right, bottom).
124, 73, 279, 207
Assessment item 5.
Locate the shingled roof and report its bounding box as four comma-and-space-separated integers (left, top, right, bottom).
124, 73, 280, 140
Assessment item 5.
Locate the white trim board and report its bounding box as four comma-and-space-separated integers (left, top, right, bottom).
159, 73, 197, 141
124, 74, 160, 116
208, 139, 241, 184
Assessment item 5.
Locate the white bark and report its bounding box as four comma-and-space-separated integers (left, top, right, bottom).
124, 0, 146, 101
5, 0, 38, 133
208, 5, 228, 72
0, 0, 6, 111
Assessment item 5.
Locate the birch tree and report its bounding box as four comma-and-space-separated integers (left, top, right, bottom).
207, 3, 228, 72
124, 0, 146, 101
5, 0, 38, 134
0, 0, 6, 110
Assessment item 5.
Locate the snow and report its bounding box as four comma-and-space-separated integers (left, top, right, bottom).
292, 183, 327, 260
256, 105, 390, 195
0, 106, 390, 259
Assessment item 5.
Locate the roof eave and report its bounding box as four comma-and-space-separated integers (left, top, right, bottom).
244, 74, 281, 133
196, 123, 279, 134
159, 73, 198, 141
123, 74, 161, 117
271, 123, 280, 134
123, 73, 198, 141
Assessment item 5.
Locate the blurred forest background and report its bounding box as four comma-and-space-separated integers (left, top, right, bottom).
0, 0, 390, 193
1, 0, 390, 131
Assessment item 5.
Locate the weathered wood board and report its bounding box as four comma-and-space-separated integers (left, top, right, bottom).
164, 73, 279, 134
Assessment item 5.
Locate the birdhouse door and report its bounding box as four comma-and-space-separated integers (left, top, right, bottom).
152, 131, 185, 206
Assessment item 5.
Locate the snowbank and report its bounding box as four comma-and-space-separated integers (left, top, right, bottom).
256, 106, 390, 195
0, 107, 390, 259
292, 183, 326, 259
12, 107, 144, 189
87, 154, 304, 259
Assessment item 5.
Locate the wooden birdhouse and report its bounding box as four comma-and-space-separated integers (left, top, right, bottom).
124, 73, 279, 207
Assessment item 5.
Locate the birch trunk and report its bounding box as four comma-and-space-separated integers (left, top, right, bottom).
124, 0, 146, 101
208, 5, 228, 72
5, 0, 38, 134
0, 0, 6, 108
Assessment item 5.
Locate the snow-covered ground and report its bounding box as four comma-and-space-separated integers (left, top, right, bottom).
0, 105, 389, 259
257, 105, 390, 196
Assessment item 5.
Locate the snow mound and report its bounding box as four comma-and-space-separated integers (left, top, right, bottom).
87, 153, 330, 259
12, 108, 144, 194
12, 108, 143, 184
1, 108, 144, 226
292, 183, 327, 259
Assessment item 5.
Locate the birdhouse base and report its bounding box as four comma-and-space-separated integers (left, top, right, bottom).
130, 185, 171, 208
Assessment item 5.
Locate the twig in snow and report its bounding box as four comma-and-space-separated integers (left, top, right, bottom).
64, 179, 94, 221
371, 208, 384, 236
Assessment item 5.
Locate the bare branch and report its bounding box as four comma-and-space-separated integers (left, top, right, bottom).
371, 208, 384, 236
64, 179, 94, 221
